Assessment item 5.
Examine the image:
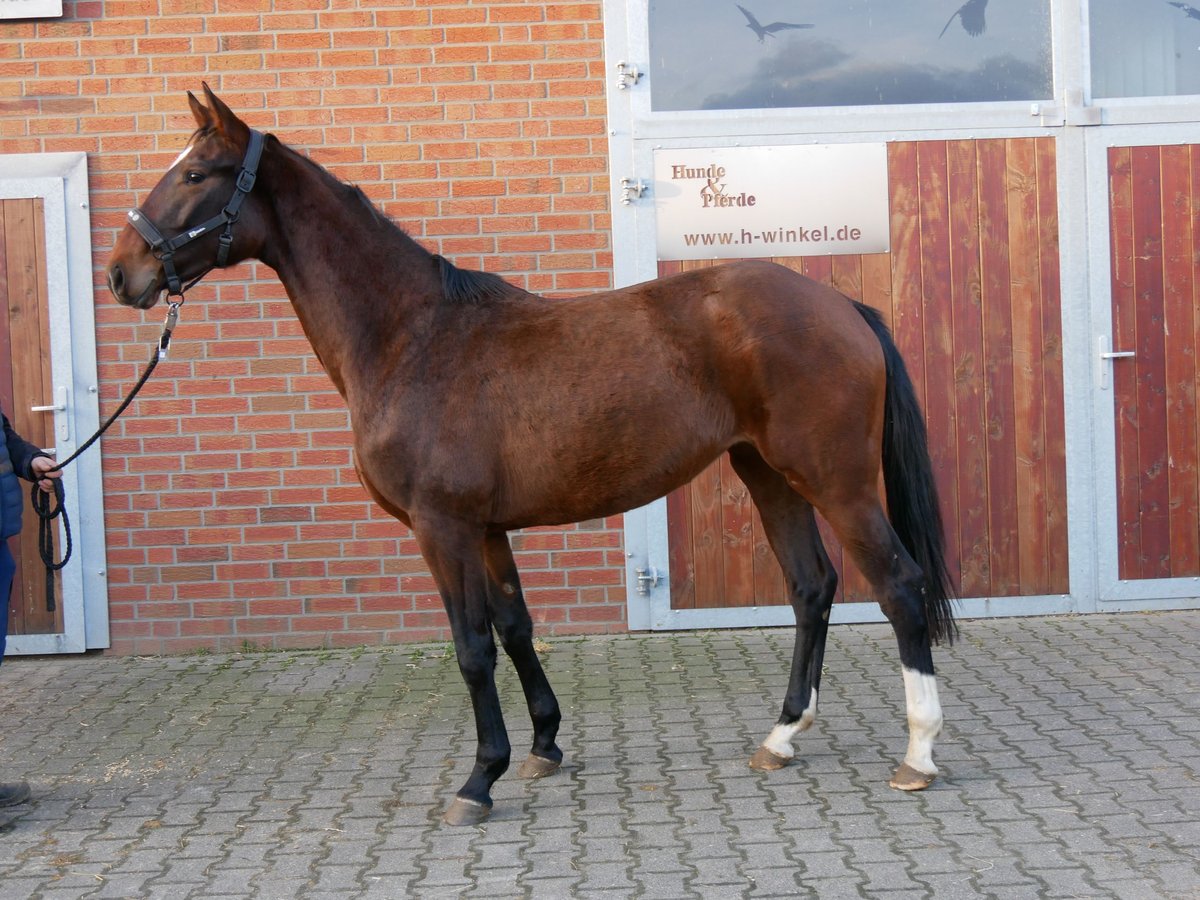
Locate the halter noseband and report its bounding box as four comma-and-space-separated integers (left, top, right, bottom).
126, 128, 265, 297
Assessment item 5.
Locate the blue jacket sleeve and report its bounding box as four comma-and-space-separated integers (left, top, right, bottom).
3, 411, 51, 481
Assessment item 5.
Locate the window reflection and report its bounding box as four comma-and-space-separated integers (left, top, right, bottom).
1091, 0, 1200, 98
648, 0, 1053, 111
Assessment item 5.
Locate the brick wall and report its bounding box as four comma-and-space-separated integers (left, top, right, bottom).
0, 0, 627, 654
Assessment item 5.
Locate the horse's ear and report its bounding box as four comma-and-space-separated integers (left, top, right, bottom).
201, 82, 249, 144
186, 89, 212, 130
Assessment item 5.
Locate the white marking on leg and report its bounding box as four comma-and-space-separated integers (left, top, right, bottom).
762, 688, 818, 758
901, 667, 942, 775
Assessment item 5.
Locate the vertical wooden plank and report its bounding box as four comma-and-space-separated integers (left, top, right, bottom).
827, 254, 875, 605
689, 457, 726, 609
770, 254, 848, 604
858, 248, 894, 605
801, 253, 846, 602
1007, 138, 1050, 595
830, 255, 862, 301
1161, 145, 1199, 578
680, 258, 727, 609
947, 140, 990, 598
718, 454, 756, 607
750, 496, 786, 606
860, 253, 894, 330
1193, 145, 1200, 579
1108, 146, 1142, 580
0, 202, 13, 408
1035, 137, 1069, 594
801, 255, 833, 288
1187, 147, 1200, 578
5, 199, 55, 634
32, 199, 61, 633
663, 259, 701, 610
858, 246, 894, 602
977, 139, 1021, 595
889, 142, 926, 411
0, 202, 15, 645
666, 483, 696, 610
916, 140, 962, 595
1130, 146, 1171, 578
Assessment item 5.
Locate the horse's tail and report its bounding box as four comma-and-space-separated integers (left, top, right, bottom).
853, 302, 958, 645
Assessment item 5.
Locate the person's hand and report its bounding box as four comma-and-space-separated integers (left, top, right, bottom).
30, 456, 61, 494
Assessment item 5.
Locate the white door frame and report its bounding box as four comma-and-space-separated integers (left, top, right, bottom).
1, 152, 110, 653
615, 127, 1088, 631
1084, 123, 1200, 609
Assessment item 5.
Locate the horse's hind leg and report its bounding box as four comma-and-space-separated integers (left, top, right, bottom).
412, 518, 511, 825
484, 531, 563, 779
820, 497, 943, 790
728, 445, 838, 772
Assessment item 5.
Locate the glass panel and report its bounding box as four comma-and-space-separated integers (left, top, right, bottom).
648, 0, 1053, 111
1090, 0, 1200, 98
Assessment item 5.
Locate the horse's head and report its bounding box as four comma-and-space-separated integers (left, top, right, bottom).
106, 83, 266, 309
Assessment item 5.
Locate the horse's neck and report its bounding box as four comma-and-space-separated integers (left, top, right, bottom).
259, 149, 437, 396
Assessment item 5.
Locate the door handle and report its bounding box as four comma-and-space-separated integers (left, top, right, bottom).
30, 386, 70, 441
1097, 336, 1135, 390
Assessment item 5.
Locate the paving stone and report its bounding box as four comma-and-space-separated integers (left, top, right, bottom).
1, 612, 1199, 898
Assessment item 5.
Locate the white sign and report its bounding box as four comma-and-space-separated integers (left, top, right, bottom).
0, 0, 62, 18
653, 144, 889, 261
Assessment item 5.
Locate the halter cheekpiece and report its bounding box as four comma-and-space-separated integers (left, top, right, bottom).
126, 128, 265, 297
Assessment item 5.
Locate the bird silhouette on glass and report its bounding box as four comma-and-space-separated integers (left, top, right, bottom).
735, 4, 814, 42
1167, 0, 1200, 20
938, 0, 988, 38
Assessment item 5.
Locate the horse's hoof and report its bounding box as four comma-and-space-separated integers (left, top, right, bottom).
443, 797, 492, 826
517, 753, 561, 779
889, 763, 937, 791
749, 746, 791, 771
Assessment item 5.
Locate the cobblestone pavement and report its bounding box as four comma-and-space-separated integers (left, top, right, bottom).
1, 611, 1198, 899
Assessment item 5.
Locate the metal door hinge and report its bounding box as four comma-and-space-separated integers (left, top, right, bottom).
634, 566, 660, 596
616, 61, 642, 91
620, 177, 647, 205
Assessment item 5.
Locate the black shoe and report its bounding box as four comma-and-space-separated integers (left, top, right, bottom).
0, 782, 31, 808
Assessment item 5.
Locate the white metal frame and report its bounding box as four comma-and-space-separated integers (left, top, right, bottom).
1084, 122, 1200, 609
607, 0, 1200, 629
1, 152, 110, 653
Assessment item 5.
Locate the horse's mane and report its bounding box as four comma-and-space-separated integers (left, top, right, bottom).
431, 255, 520, 304
270, 133, 522, 306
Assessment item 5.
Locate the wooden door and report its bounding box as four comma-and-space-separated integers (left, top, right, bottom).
1107, 145, 1200, 581
0, 197, 60, 638
665, 138, 1070, 612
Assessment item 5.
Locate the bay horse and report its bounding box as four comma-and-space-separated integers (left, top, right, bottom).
106, 85, 956, 826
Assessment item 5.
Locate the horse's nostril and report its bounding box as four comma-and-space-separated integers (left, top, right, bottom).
107, 264, 124, 298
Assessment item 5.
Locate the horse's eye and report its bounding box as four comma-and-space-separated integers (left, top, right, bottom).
185, 171, 206, 185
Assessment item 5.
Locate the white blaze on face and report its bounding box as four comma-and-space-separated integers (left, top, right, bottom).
168, 142, 194, 172
761, 688, 818, 759
901, 667, 943, 775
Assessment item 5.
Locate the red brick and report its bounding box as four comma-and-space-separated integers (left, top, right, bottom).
10, 0, 624, 655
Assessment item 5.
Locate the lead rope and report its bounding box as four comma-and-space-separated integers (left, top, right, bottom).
31, 298, 184, 612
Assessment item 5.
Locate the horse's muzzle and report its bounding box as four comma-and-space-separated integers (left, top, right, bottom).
106, 262, 161, 309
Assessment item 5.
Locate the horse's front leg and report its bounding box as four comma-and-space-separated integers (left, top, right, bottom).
414, 518, 510, 826
484, 531, 563, 778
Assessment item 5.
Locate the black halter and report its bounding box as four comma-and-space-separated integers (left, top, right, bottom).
126, 128, 265, 297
